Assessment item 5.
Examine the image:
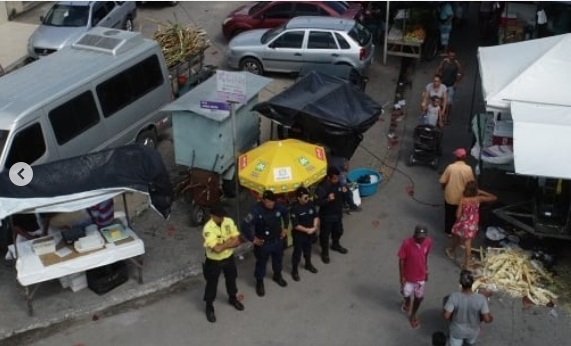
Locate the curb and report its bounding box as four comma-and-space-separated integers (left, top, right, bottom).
0, 263, 204, 345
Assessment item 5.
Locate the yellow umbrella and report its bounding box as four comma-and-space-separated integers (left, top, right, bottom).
238, 139, 328, 194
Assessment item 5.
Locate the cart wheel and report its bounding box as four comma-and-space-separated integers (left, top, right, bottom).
136, 129, 158, 149
407, 154, 415, 166
431, 157, 439, 169
189, 202, 208, 227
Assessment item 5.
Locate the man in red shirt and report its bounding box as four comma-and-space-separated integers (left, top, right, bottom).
398, 225, 433, 329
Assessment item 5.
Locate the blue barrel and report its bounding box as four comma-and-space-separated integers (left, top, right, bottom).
347, 168, 383, 197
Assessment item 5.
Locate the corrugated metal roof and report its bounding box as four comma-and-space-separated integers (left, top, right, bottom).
0, 28, 159, 129
161, 71, 273, 122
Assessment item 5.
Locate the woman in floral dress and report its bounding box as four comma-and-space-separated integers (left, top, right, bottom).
445, 181, 497, 269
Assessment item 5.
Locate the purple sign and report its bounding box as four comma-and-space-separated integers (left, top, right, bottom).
200, 100, 230, 111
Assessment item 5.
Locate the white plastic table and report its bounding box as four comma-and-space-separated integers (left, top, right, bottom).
11, 226, 145, 316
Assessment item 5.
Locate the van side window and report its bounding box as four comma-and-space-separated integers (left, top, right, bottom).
49, 91, 100, 145
96, 55, 164, 118
5, 123, 46, 168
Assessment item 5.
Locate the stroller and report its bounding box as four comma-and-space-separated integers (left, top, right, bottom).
407, 124, 442, 169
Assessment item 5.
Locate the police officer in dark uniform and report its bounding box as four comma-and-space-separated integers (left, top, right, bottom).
315, 167, 348, 264
241, 190, 290, 297
290, 186, 319, 281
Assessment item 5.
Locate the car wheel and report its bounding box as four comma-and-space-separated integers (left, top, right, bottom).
239, 57, 263, 75
136, 129, 158, 149
124, 17, 134, 32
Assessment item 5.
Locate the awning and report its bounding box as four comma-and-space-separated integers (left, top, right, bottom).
511, 101, 571, 179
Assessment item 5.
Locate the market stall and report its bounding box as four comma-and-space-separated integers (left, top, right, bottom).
477, 33, 571, 239
385, 8, 426, 60
0, 145, 173, 315
161, 71, 272, 225
253, 70, 383, 160
476, 33, 571, 178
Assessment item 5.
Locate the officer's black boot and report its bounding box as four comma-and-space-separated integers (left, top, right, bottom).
304, 262, 318, 274
229, 296, 244, 311
321, 248, 330, 264
205, 303, 216, 323
331, 241, 348, 254
273, 274, 288, 287
292, 266, 300, 281
256, 280, 265, 297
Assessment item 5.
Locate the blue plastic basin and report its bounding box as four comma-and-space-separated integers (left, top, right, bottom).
347, 168, 383, 197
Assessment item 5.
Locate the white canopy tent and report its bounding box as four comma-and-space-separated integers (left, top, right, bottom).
478, 34, 571, 179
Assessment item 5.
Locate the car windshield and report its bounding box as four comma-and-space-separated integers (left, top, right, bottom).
326, 2, 347, 15
0, 130, 7, 159
248, 1, 267, 15
43, 4, 89, 27
348, 22, 371, 46
261, 25, 285, 44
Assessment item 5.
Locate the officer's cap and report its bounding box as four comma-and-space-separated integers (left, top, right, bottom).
262, 190, 276, 201
210, 205, 227, 217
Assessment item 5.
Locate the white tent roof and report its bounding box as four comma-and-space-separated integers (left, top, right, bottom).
478, 34, 571, 179
478, 34, 571, 110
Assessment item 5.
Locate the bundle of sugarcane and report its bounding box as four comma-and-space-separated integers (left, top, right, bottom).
152, 21, 210, 68
472, 248, 557, 306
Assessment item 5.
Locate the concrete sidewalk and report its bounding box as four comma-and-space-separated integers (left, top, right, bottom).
0, 21, 37, 71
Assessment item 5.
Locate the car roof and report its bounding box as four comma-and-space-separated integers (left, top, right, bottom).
285, 16, 355, 31
0, 30, 159, 130
56, 1, 93, 7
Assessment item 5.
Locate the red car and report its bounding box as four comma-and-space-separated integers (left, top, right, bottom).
222, 1, 364, 40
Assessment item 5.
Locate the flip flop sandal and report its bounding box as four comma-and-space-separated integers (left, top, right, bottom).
410, 318, 421, 329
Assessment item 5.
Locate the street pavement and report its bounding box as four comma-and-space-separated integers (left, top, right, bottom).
1, 2, 570, 345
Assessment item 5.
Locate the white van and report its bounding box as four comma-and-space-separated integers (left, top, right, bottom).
0, 27, 172, 171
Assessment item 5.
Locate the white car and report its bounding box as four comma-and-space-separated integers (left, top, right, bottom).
28, 1, 137, 59
226, 16, 374, 76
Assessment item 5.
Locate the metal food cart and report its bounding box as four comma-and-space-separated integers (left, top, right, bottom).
162, 71, 272, 225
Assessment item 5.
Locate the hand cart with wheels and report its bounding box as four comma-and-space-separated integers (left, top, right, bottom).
161, 71, 272, 226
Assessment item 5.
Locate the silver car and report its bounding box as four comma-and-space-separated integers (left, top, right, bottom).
28, 1, 137, 59
226, 16, 374, 75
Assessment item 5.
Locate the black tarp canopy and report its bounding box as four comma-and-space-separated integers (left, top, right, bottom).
0, 145, 173, 220
253, 70, 383, 158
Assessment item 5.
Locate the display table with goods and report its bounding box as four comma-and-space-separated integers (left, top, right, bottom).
0, 145, 173, 316
9, 215, 144, 315
386, 26, 425, 59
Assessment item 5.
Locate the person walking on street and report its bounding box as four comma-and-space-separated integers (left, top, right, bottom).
436, 48, 463, 124
290, 187, 319, 281
241, 190, 289, 297
443, 270, 494, 346
316, 167, 348, 264
438, 2, 454, 53
201, 205, 244, 323
446, 181, 497, 269
398, 225, 433, 330
439, 148, 475, 237
421, 75, 448, 116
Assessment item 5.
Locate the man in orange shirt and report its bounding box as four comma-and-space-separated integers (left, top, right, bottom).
439, 148, 475, 237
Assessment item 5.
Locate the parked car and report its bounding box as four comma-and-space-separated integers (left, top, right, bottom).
226, 16, 374, 76
222, 1, 364, 40
27, 1, 137, 59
